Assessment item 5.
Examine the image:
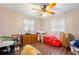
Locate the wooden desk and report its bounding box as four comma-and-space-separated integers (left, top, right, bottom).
21, 34, 38, 46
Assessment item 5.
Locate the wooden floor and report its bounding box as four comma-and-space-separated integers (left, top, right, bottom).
30, 43, 73, 55
0, 42, 73, 55
15, 42, 73, 55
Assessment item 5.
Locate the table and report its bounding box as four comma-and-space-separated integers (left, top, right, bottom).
0, 41, 14, 47
0, 41, 14, 53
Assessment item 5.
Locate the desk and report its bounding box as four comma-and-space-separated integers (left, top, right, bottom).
0, 41, 14, 47
0, 41, 14, 53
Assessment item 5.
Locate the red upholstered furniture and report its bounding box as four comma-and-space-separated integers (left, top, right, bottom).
43, 35, 61, 47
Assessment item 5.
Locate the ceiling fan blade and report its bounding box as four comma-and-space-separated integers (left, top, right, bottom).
32, 8, 40, 10
47, 11, 55, 14
47, 3, 56, 10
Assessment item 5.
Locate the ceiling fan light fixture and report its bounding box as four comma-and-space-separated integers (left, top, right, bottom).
42, 12, 47, 17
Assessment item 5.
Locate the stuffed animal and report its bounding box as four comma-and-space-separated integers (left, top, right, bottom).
60, 32, 70, 48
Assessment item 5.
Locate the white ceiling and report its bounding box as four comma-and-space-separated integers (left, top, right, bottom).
0, 3, 79, 17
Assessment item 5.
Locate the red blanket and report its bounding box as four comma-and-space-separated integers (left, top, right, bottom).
43, 35, 61, 47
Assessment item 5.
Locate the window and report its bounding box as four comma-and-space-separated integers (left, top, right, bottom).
51, 19, 65, 32
23, 19, 35, 33
49, 19, 65, 38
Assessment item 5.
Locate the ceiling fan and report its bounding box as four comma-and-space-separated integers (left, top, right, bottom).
32, 3, 56, 16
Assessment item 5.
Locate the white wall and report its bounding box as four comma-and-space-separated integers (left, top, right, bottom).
42, 9, 79, 37
0, 6, 24, 36
66, 9, 79, 37
35, 18, 44, 32
1, 5, 79, 37
0, 6, 43, 36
